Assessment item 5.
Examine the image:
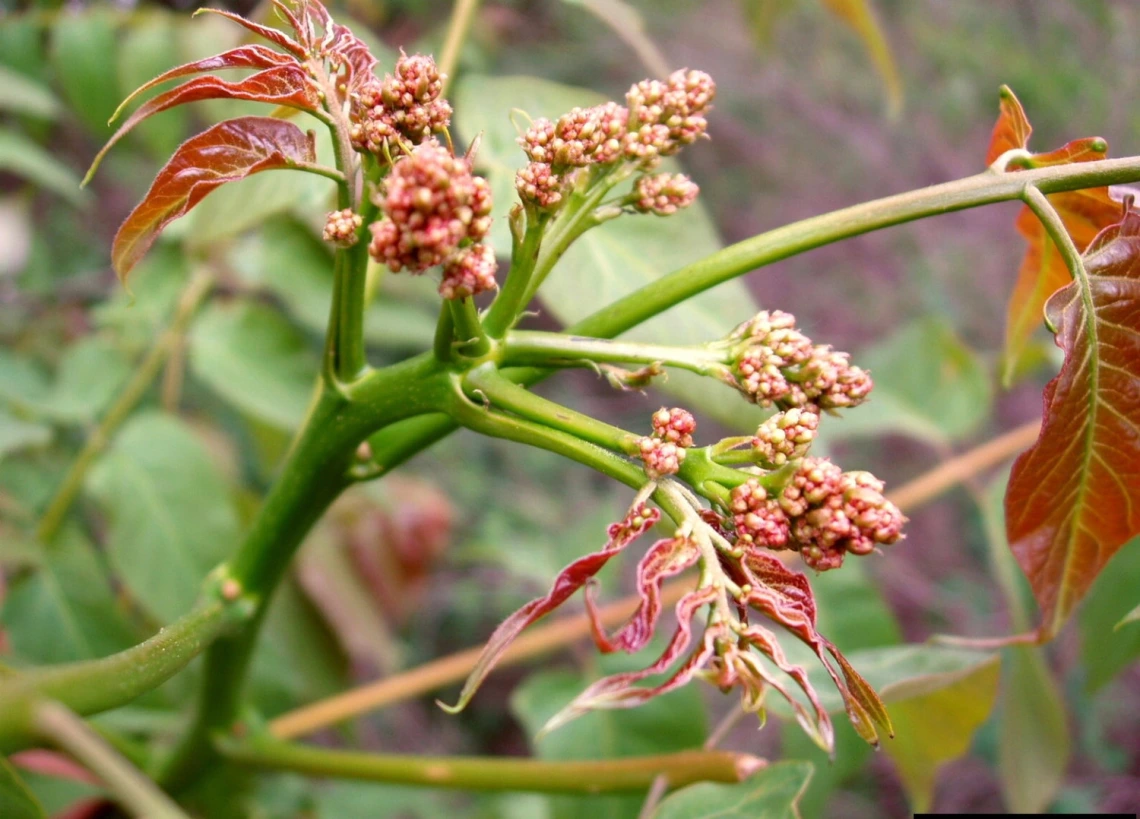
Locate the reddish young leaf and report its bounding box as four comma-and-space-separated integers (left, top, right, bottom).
737, 549, 893, 745
1006, 208, 1140, 638
108, 45, 295, 123
195, 6, 306, 59
986, 86, 1118, 383
585, 534, 700, 654
112, 116, 316, 278
87, 66, 320, 184
540, 586, 719, 736
440, 505, 660, 714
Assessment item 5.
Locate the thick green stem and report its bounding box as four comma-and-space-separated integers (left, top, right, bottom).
449, 297, 491, 357
447, 372, 646, 489
484, 216, 545, 337
0, 593, 248, 752
163, 357, 448, 790
35, 269, 214, 544
464, 364, 640, 454
36, 702, 190, 819
573, 158, 1140, 339
502, 330, 724, 375
219, 734, 760, 793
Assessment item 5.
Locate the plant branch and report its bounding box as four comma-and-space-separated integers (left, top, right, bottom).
36, 702, 189, 819
35, 269, 214, 545
437, 0, 482, 95
448, 297, 492, 357
502, 330, 724, 375
463, 364, 640, 454
269, 418, 1037, 737
484, 214, 544, 337
0, 592, 248, 753
571, 157, 1140, 341
220, 734, 760, 793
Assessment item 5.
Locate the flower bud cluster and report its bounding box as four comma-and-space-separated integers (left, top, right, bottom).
776, 458, 905, 571
367, 139, 496, 297
752, 408, 818, 466
651, 407, 696, 447
439, 244, 498, 300
322, 208, 363, 247
723, 311, 873, 411
624, 69, 715, 163
633, 173, 700, 216
729, 479, 791, 549
350, 52, 452, 157
515, 70, 714, 212
638, 407, 695, 478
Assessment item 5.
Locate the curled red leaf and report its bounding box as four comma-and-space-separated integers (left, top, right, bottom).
585, 534, 700, 654
112, 116, 316, 279
1006, 208, 1140, 638
540, 586, 719, 736
439, 504, 660, 714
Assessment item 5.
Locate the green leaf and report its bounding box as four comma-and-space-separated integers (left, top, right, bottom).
0, 410, 51, 463
229, 217, 436, 349
117, 15, 189, 161
825, 317, 991, 445
768, 644, 998, 718
0, 757, 46, 819
1, 523, 139, 665
86, 412, 239, 623
998, 646, 1069, 814
0, 65, 60, 119
881, 653, 1001, 812
50, 9, 122, 136
651, 761, 813, 819
0, 130, 87, 207
39, 337, 132, 424
1079, 536, 1140, 690
189, 301, 318, 431
512, 657, 706, 819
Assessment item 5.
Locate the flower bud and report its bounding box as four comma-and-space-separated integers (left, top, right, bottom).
322, 208, 363, 247
633, 173, 699, 216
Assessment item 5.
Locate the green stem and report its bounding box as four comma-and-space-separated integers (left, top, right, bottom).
219, 734, 760, 793
484, 215, 544, 337
446, 373, 646, 489
572, 157, 1140, 340
0, 593, 248, 752
36, 702, 190, 819
449, 297, 491, 357
463, 363, 640, 454
35, 269, 214, 545
1021, 184, 1091, 292
433, 302, 455, 362
502, 330, 724, 375
164, 357, 448, 789
325, 202, 377, 384
518, 168, 626, 309
437, 0, 482, 95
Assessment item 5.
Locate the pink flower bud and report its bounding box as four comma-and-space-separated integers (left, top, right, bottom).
322, 208, 363, 247
633, 173, 699, 216
651, 407, 696, 447
439, 244, 498, 300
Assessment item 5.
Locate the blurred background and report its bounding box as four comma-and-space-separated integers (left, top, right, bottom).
2, 0, 1140, 815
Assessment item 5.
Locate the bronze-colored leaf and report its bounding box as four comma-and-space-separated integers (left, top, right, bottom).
1006, 209, 1140, 638
111, 116, 316, 279
86, 66, 319, 185
986, 86, 1118, 384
